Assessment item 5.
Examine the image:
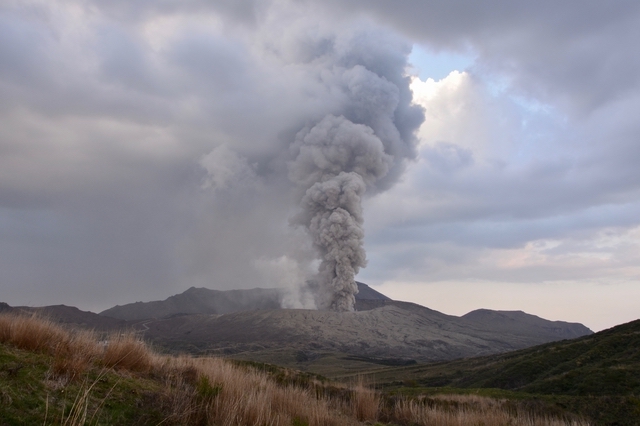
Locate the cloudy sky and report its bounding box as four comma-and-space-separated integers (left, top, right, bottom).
2, 1, 639, 331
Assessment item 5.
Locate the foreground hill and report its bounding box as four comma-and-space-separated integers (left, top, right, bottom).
369, 318, 640, 395
0, 313, 590, 426
352, 319, 640, 425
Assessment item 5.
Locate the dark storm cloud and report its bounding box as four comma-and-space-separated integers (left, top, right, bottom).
2, 0, 640, 328
81, 0, 264, 26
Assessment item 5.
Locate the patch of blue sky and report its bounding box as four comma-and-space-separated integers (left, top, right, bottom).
467, 64, 566, 165
408, 44, 476, 81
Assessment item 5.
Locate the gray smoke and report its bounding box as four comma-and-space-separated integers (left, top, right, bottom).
288, 42, 424, 311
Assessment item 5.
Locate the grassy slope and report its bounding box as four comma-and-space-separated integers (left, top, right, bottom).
2, 341, 591, 426
0, 344, 167, 425
1, 313, 593, 426
341, 319, 640, 425
358, 319, 640, 394
0, 313, 361, 426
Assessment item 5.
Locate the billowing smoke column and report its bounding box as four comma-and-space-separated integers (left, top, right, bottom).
289, 116, 392, 311
288, 56, 424, 311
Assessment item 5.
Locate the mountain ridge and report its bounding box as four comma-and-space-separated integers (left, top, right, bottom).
99, 282, 390, 321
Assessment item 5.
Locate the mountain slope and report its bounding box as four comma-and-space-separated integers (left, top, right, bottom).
100, 287, 283, 321
136, 299, 591, 363
462, 309, 591, 340
347, 319, 640, 426
1, 303, 127, 331
382, 300, 591, 342
97, 283, 591, 363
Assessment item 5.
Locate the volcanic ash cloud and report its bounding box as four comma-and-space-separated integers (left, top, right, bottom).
289, 115, 393, 311
282, 27, 425, 312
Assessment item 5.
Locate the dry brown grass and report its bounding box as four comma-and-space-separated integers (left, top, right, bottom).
159, 355, 350, 426
351, 378, 380, 422
102, 333, 153, 372
0, 314, 11, 342
52, 329, 102, 381
391, 394, 590, 426
0, 313, 101, 381
0, 313, 68, 353
0, 312, 591, 426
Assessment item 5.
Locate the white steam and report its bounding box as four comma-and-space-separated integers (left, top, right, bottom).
199, 145, 258, 191
254, 255, 317, 309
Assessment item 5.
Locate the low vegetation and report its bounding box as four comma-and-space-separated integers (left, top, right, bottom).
0, 313, 590, 425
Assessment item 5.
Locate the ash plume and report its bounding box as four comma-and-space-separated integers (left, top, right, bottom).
289, 116, 392, 311
288, 43, 424, 311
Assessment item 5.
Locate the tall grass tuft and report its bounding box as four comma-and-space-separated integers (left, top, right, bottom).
52, 329, 101, 381
351, 378, 379, 422
0, 313, 102, 381
102, 333, 153, 372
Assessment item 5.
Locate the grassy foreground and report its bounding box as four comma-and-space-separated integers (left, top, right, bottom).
0, 313, 589, 425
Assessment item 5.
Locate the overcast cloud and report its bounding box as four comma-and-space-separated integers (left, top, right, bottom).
1, 0, 639, 331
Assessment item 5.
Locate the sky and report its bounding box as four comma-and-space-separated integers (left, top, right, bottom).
1, 1, 639, 332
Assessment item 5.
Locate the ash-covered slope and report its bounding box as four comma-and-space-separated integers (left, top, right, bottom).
133, 298, 592, 362
355, 300, 590, 344
139, 305, 480, 361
